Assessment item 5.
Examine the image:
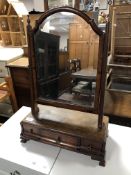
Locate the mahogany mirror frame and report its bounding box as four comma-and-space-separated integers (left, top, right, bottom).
27, 6, 108, 129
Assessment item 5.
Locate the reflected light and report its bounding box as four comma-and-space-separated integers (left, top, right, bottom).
49, 26, 56, 30
61, 12, 75, 16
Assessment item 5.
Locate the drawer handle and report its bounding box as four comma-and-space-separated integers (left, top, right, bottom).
87, 144, 92, 151
56, 136, 61, 144
10, 170, 21, 175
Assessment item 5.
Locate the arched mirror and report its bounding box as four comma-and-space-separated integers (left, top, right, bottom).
21, 6, 109, 166
34, 11, 99, 111
28, 7, 108, 121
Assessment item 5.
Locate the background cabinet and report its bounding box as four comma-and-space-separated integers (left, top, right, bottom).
7, 57, 30, 108
104, 5, 131, 125
35, 31, 60, 99
107, 5, 131, 93
69, 16, 99, 69
0, 0, 28, 46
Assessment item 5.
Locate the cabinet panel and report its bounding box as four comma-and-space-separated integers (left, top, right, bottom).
89, 32, 99, 69
8, 17, 20, 32
35, 31, 60, 99
0, 17, 9, 31
7, 57, 31, 108
69, 18, 99, 69
69, 24, 77, 41
69, 23, 90, 41
69, 43, 76, 58
81, 42, 90, 68
106, 5, 131, 120
1, 32, 12, 46
69, 42, 89, 68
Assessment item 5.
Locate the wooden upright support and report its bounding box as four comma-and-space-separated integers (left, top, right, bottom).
74, 0, 80, 9
44, 0, 49, 11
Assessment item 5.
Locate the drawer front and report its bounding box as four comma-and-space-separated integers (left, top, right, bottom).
81, 139, 102, 149
23, 123, 79, 149
10, 67, 29, 87
80, 139, 103, 155
40, 129, 79, 147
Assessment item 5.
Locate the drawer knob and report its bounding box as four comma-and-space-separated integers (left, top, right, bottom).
87, 144, 91, 151
30, 129, 33, 133
56, 136, 61, 143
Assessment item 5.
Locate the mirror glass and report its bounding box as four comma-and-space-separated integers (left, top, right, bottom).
34, 12, 99, 109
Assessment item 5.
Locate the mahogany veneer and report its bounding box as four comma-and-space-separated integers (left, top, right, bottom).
21, 4, 109, 167
21, 105, 109, 166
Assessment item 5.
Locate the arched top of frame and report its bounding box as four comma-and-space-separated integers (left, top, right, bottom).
28, 6, 103, 36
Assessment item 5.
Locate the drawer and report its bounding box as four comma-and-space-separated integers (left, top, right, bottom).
80, 139, 103, 155
40, 128, 79, 147
10, 67, 29, 87
81, 139, 102, 149
23, 123, 79, 148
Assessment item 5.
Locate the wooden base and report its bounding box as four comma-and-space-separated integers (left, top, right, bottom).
20, 105, 109, 166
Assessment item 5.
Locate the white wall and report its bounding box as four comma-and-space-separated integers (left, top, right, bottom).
19, 0, 34, 12
33, 0, 44, 12
20, 0, 44, 12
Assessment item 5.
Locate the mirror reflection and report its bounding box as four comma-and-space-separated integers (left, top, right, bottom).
34, 12, 99, 108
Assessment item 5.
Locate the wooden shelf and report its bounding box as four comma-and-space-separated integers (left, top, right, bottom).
115, 37, 131, 39
108, 63, 131, 68
106, 5, 131, 119
115, 54, 131, 58
0, 31, 10, 33
116, 12, 131, 15
0, 0, 28, 47
106, 79, 131, 93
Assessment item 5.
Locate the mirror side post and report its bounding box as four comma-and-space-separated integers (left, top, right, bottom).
27, 16, 39, 119
98, 22, 110, 129
44, 0, 49, 11
74, 0, 80, 9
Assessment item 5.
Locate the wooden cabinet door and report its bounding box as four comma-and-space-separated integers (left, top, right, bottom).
69, 23, 90, 69
88, 31, 99, 69
111, 5, 131, 54
69, 23, 90, 41
115, 13, 131, 48
69, 21, 99, 69
69, 42, 89, 68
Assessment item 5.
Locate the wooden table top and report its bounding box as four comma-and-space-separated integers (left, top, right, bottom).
7, 57, 29, 68
72, 68, 97, 80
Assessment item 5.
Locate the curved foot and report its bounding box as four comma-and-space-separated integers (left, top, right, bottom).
99, 160, 105, 167
20, 135, 29, 143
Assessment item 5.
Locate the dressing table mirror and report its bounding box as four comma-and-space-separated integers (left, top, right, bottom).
21, 1, 109, 166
